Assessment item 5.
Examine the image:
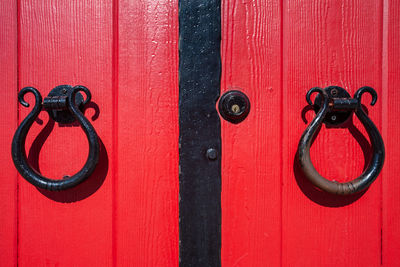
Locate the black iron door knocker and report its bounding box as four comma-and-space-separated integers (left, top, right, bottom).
298, 86, 385, 195
11, 85, 99, 191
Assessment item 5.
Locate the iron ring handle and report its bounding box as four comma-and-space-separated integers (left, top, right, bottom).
11, 86, 100, 191
298, 86, 385, 195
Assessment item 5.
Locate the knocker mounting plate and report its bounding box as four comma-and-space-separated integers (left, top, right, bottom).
45, 85, 85, 124
314, 86, 352, 126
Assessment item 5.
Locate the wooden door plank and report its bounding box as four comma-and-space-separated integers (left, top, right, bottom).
116, 0, 179, 265
282, 1, 383, 266
221, 0, 282, 265
0, 0, 18, 265
382, 0, 400, 265
18, 0, 113, 265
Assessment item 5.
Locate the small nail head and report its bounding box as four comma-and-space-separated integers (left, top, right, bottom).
206, 148, 218, 160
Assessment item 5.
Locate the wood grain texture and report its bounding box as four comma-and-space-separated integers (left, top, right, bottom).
18, 0, 113, 265
0, 0, 17, 265
116, 0, 179, 265
2, 0, 399, 265
221, 0, 282, 266
282, 0, 382, 266
382, 0, 400, 265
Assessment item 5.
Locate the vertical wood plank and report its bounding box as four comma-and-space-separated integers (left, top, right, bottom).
0, 0, 17, 265
117, 0, 179, 265
221, 0, 282, 265
18, 0, 113, 265
382, 0, 400, 265
282, 0, 382, 266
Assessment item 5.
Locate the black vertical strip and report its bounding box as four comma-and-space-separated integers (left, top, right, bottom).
178, 0, 221, 266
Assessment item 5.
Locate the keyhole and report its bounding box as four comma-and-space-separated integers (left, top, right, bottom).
231, 104, 240, 114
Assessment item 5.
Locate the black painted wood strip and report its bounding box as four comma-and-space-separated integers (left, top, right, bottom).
178, 0, 221, 266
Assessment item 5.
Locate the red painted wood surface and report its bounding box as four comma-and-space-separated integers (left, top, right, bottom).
282, 1, 382, 266
18, 0, 114, 265
0, 0, 18, 265
221, 0, 397, 266
1, 0, 179, 266
1, 0, 400, 266
382, 0, 400, 265
116, 0, 179, 265
221, 0, 282, 265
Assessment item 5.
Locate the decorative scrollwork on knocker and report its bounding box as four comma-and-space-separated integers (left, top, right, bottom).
298, 86, 385, 195
11, 85, 99, 191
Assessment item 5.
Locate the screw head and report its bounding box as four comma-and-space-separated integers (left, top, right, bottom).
206, 148, 218, 160
330, 88, 338, 96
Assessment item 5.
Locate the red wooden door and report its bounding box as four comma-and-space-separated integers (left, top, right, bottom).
1, 0, 399, 266
221, 0, 400, 266
1, 0, 178, 265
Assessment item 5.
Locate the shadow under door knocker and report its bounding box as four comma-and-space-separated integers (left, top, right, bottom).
298, 86, 385, 195
11, 85, 99, 191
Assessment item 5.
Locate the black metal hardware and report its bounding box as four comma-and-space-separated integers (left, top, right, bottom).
45, 85, 85, 124
179, 0, 222, 266
218, 90, 250, 124
298, 86, 385, 195
313, 86, 353, 125
11, 85, 99, 191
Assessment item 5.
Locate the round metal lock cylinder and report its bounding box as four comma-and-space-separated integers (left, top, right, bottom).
218, 90, 250, 124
